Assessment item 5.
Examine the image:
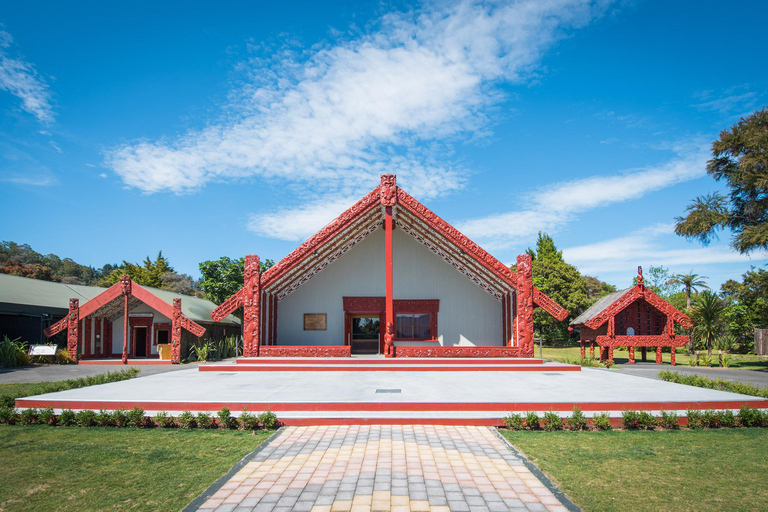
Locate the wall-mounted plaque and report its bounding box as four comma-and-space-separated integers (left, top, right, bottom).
304, 313, 327, 331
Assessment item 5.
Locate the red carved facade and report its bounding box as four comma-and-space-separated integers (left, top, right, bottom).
573, 267, 692, 365
395, 346, 519, 358
210, 174, 568, 358
260, 346, 351, 357
44, 275, 206, 364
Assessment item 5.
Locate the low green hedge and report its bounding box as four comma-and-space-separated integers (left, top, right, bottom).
658, 370, 768, 399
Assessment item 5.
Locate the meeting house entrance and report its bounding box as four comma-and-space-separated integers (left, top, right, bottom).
350, 315, 381, 354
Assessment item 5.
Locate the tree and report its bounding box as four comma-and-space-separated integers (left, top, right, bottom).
675, 107, 768, 253
99, 251, 198, 296
667, 272, 709, 312
198, 256, 275, 313
582, 275, 617, 302
691, 290, 725, 358
632, 265, 680, 298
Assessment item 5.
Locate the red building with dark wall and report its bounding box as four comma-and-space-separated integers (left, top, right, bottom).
570, 267, 692, 365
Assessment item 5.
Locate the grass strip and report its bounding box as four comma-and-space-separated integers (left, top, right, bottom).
501, 429, 768, 512
0, 367, 140, 407
659, 370, 768, 399
0, 425, 272, 511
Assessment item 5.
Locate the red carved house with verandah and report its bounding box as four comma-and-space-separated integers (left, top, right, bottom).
211, 174, 568, 358
569, 267, 692, 365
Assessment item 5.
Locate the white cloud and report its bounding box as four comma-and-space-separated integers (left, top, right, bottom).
691, 85, 761, 116
106, 0, 615, 204
2, 174, 57, 186
458, 142, 710, 249
562, 223, 768, 282
247, 195, 362, 241
0, 29, 54, 123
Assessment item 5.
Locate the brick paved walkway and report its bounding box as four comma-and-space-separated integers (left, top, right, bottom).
195, 425, 573, 512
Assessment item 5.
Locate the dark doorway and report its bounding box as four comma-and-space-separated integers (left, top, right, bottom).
134, 327, 147, 357
351, 315, 380, 354
156, 330, 169, 345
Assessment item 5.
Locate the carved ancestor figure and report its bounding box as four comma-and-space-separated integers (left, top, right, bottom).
384, 321, 394, 356
379, 174, 397, 206
67, 299, 79, 361
516, 254, 534, 357
242, 254, 261, 357
171, 298, 182, 364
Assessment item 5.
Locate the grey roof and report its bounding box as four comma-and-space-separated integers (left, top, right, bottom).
0, 273, 240, 326
570, 288, 631, 327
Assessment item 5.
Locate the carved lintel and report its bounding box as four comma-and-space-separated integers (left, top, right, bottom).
379, 174, 397, 206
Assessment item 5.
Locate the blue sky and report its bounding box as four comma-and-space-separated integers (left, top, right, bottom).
1, 0, 766, 290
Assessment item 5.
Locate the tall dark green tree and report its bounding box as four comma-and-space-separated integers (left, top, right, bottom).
198, 256, 275, 315
675, 107, 768, 253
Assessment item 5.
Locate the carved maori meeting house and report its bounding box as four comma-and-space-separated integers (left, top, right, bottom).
211, 174, 568, 358
42, 275, 238, 364
570, 267, 692, 365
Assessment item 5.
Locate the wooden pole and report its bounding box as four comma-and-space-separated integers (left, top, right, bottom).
122, 293, 129, 364
384, 205, 394, 357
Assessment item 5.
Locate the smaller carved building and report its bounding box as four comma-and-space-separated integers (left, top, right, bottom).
569, 267, 691, 365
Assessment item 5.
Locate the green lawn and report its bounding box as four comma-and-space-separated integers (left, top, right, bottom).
0, 426, 273, 511
500, 429, 768, 512
542, 344, 768, 369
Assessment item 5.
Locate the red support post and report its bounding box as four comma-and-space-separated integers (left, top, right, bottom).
120, 274, 131, 364
243, 255, 261, 357
590, 341, 595, 359
380, 174, 397, 357
629, 346, 635, 364
171, 298, 182, 364
580, 341, 585, 359
515, 254, 534, 358
656, 347, 663, 364
501, 294, 507, 347
67, 299, 79, 361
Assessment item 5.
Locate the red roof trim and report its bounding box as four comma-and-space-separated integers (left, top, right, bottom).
585, 285, 692, 330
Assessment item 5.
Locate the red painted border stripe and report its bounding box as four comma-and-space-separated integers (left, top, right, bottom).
200, 365, 578, 372
235, 358, 544, 365
16, 398, 768, 412
78, 359, 172, 365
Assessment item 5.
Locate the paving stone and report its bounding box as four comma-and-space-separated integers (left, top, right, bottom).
194, 426, 566, 512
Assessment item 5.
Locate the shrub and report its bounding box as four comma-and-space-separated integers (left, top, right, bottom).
127, 407, 146, 428
738, 405, 765, 428
658, 371, 768, 400
0, 395, 14, 408
525, 411, 540, 430
258, 410, 278, 430
700, 354, 713, 367
59, 409, 76, 426
112, 408, 128, 428
76, 409, 97, 427
96, 409, 115, 427
716, 410, 736, 428
702, 409, 720, 428
592, 412, 612, 430
154, 411, 175, 428
238, 409, 258, 431
566, 406, 588, 431
197, 412, 214, 429
0, 405, 17, 425
19, 407, 39, 425
720, 352, 731, 368
503, 413, 525, 430
0, 335, 29, 367
687, 409, 704, 429
637, 411, 657, 430
55, 349, 76, 364
217, 407, 233, 430
621, 410, 640, 430
659, 409, 679, 430
177, 411, 196, 429
542, 410, 563, 431
38, 407, 56, 426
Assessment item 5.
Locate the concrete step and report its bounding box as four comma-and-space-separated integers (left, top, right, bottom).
201, 363, 578, 372
236, 357, 545, 365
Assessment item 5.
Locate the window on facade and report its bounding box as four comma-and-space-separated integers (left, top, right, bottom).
396, 313, 431, 340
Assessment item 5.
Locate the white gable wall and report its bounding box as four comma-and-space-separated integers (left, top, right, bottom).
276, 227, 502, 346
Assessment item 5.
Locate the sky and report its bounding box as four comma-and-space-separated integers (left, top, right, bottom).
1, 0, 767, 290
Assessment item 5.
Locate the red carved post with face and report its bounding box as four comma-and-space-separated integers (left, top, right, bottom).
516, 254, 534, 358
169, 298, 181, 363
120, 274, 131, 364
243, 255, 261, 357
380, 175, 396, 357
67, 298, 79, 361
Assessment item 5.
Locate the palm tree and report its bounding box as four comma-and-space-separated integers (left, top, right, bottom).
691, 290, 725, 359
667, 272, 710, 311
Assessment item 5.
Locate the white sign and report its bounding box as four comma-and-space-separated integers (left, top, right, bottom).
28, 345, 57, 356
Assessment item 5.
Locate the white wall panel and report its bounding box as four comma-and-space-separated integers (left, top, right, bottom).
276, 226, 503, 347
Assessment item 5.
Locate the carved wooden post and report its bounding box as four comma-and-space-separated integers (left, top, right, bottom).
120, 274, 131, 364
171, 298, 182, 364
628, 346, 635, 364
656, 347, 663, 364
589, 341, 595, 359
580, 341, 585, 359
641, 347, 647, 362
516, 254, 534, 358
67, 299, 79, 361
243, 254, 261, 357
671, 345, 676, 366
380, 174, 397, 357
